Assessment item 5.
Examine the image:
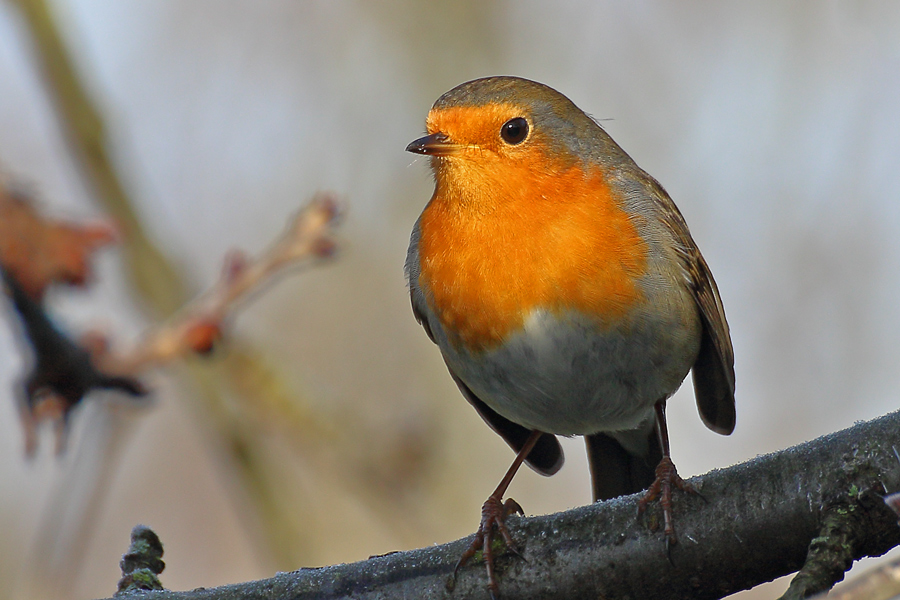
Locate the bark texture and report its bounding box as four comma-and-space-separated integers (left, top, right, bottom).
104, 411, 900, 600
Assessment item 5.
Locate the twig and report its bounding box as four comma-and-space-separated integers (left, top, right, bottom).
91, 193, 341, 375
115, 526, 166, 595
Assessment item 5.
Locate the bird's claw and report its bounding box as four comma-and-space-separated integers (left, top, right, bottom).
454, 495, 525, 599
638, 456, 696, 547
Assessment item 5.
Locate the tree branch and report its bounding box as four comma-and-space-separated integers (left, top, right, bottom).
105, 411, 900, 600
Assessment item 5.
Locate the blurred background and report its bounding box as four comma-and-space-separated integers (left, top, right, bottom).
1, 2, 899, 599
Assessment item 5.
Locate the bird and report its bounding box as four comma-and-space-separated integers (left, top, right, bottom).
405, 76, 735, 598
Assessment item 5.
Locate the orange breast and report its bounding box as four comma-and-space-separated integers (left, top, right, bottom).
418, 157, 648, 351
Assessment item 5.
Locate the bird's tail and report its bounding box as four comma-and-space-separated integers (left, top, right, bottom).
585, 419, 661, 501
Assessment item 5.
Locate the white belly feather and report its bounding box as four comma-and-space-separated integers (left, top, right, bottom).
433, 303, 701, 436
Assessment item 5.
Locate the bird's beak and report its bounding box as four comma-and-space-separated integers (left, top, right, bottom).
406, 132, 460, 156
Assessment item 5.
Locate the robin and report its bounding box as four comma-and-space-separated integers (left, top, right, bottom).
405, 76, 735, 597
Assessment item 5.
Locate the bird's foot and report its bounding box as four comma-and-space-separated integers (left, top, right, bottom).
637, 456, 697, 548
455, 495, 525, 600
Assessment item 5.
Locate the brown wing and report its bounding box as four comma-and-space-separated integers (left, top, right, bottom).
648, 178, 736, 435
687, 251, 736, 434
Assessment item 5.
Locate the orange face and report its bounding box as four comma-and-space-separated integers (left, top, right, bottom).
416, 103, 649, 351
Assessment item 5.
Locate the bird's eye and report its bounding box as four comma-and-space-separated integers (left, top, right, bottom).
500, 117, 529, 145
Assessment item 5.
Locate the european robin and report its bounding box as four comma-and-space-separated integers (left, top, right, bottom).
405, 76, 735, 597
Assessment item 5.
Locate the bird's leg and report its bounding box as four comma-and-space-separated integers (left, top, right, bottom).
638, 400, 698, 547
455, 429, 542, 600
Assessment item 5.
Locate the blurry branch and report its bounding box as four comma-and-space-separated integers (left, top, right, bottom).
11, 0, 347, 569
91, 194, 340, 375
1, 182, 338, 456
102, 411, 900, 600
1, 265, 145, 455
0, 184, 117, 300
12, 0, 185, 314
0, 185, 146, 455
